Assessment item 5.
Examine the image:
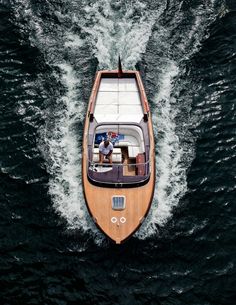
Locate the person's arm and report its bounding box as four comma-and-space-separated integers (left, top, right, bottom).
107, 149, 113, 157
99, 142, 104, 153
106, 143, 113, 156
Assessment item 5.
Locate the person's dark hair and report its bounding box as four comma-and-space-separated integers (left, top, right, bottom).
104, 140, 109, 147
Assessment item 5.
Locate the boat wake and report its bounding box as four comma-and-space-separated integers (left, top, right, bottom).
40, 64, 89, 230
13, 0, 220, 243
136, 62, 193, 239
75, 0, 162, 69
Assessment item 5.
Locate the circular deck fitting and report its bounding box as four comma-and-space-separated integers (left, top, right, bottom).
120, 217, 126, 224
111, 217, 117, 223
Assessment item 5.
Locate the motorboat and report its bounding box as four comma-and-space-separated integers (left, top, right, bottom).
82, 60, 155, 244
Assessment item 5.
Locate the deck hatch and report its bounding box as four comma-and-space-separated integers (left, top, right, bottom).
112, 196, 126, 210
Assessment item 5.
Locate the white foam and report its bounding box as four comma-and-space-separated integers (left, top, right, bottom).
136, 61, 191, 238
77, 0, 163, 69
39, 64, 86, 229
45, 64, 105, 244
64, 33, 84, 48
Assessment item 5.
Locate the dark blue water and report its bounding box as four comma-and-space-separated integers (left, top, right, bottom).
0, 0, 236, 304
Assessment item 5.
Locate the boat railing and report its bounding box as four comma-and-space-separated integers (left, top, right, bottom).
87, 159, 150, 167
87, 158, 150, 182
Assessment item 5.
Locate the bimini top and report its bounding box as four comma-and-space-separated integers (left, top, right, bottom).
94, 77, 143, 123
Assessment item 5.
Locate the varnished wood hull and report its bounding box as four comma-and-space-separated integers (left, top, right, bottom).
82, 70, 155, 244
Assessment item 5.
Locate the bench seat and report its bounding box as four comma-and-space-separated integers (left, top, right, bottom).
93, 148, 122, 163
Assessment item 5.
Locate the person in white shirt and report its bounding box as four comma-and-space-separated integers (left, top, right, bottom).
99, 140, 113, 164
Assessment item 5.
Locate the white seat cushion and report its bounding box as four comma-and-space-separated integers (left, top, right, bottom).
128, 146, 141, 158
94, 77, 144, 123
94, 114, 143, 123
119, 91, 141, 105
93, 148, 121, 154
114, 141, 130, 147
99, 78, 118, 91
118, 78, 138, 91
96, 91, 118, 105
93, 148, 122, 163
123, 135, 139, 146
93, 154, 122, 162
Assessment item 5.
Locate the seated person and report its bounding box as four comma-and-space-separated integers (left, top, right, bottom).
99, 140, 113, 164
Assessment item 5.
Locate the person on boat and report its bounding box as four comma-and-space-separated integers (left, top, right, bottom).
99, 139, 113, 164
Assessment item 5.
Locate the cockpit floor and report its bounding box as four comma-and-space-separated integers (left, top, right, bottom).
121, 147, 136, 176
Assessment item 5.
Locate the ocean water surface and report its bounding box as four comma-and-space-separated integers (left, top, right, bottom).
0, 0, 235, 304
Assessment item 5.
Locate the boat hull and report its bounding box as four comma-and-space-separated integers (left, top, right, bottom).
82, 70, 155, 244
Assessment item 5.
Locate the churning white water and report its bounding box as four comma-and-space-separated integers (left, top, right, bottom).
136, 62, 188, 238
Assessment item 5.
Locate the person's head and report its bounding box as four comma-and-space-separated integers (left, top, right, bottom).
104, 140, 110, 147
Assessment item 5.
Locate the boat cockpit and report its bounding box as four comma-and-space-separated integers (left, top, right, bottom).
87, 123, 151, 187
